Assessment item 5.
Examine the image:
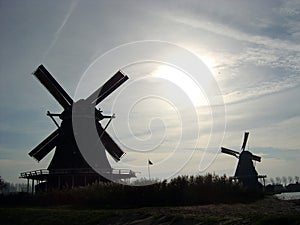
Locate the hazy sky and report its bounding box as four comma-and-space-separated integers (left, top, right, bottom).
0, 0, 299, 183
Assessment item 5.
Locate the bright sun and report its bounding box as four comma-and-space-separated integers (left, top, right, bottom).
152, 65, 208, 107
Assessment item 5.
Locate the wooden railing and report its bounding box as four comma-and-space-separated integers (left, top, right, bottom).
20, 169, 49, 178
20, 168, 135, 179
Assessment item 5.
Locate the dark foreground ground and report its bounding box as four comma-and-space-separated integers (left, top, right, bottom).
0, 197, 299, 225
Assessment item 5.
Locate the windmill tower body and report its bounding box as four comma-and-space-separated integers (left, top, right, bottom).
20, 65, 135, 191
45, 117, 113, 189
48, 111, 112, 171
221, 132, 262, 189
234, 151, 260, 188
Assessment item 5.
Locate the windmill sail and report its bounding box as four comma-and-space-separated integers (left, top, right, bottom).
33, 65, 73, 109
86, 70, 128, 105
241, 132, 249, 151
96, 123, 125, 161
221, 147, 240, 158
251, 154, 261, 162
29, 129, 60, 161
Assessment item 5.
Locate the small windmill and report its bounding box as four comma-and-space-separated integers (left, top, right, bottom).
21, 65, 135, 191
221, 132, 263, 189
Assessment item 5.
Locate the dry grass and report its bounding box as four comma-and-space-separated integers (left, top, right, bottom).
1, 197, 299, 225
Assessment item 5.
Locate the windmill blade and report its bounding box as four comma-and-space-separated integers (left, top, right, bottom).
252, 154, 261, 162
221, 147, 240, 158
86, 71, 128, 106
29, 129, 60, 161
37, 65, 74, 105
96, 123, 125, 161
33, 65, 73, 109
95, 74, 128, 106
241, 132, 249, 151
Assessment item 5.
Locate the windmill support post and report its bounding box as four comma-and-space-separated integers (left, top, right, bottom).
27, 179, 29, 193
31, 179, 34, 194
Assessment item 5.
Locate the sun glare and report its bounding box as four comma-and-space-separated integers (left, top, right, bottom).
152, 65, 208, 107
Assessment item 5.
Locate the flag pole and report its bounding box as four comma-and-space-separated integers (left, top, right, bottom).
148, 159, 151, 180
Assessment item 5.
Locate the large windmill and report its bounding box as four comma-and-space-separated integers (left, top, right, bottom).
221, 132, 264, 189
20, 65, 135, 192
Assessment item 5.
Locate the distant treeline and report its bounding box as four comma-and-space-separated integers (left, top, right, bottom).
1, 174, 264, 208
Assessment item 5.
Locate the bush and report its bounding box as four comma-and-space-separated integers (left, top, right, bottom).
0, 174, 264, 208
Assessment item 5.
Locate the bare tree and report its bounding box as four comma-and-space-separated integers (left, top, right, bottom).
0, 176, 6, 193
295, 176, 299, 183
275, 177, 282, 185
282, 176, 287, 186
288, 176, 294, 184
270, 177, 275, 185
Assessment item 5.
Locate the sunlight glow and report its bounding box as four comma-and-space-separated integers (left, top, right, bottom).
152, 65, 208, 107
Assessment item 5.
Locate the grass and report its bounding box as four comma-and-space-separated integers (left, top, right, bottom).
0, 207, 119, 225
1, 197, 299, 225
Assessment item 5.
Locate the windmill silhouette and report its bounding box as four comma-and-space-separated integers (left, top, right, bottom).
20, 65, 135, 192
221, 132, 263, 189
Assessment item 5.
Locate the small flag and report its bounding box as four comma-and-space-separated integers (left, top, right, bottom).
148, 159, 153, 165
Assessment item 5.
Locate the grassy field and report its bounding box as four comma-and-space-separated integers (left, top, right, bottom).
1, 197, 300, 225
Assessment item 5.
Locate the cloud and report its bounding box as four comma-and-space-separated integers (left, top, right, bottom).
159, 2, 300, 106
256, 147, 300, 161
0, 1, 299, 183
167, 12, 300, 51
42, 0, 79, 60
